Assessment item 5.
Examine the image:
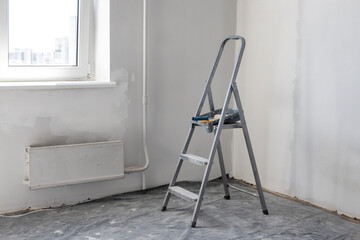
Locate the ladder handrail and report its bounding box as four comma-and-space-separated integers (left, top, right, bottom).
195, 35, 246, 117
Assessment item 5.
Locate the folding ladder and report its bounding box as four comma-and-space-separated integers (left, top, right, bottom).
161, 36, 268, 228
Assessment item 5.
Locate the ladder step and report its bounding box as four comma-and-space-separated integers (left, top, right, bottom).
180, 154, 208, 166
219, 122, 242, 129
168, 186, 198, 202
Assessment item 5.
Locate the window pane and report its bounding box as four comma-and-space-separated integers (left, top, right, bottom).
8, 0, 78, 66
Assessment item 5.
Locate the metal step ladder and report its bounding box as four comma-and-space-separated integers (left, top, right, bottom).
161, 36, 268, 228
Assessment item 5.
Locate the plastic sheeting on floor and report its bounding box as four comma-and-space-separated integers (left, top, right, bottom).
0, 179, 359, 240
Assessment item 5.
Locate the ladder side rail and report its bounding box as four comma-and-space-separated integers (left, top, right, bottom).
173, 125, 196, 183
232, 81, 268, 214
206, 37, 244, 110
206, 36, 245, 164
162, 158, 184, 210
191, 84, 234, 227
181, 124, 196, 154
230, 37, 246, 84
214, 129, 230, 198
194, 39, 231, 116
202, 36, 246, 209
207, 87, 215, 111
162, 125, 196, 210
208, 86, 230, 198
230, 36, 267, 213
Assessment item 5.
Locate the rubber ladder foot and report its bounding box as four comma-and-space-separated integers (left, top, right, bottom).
161, 206, 167, 212
191, 221, 197, 228
263, 209, 269, 215
224, 195, 230, 200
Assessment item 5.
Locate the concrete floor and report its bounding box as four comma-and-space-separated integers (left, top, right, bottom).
0, 179, 359, 240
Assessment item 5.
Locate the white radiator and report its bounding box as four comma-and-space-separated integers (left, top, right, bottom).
24, 140, 124, 189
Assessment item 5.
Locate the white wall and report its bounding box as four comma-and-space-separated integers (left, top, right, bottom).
0, 0, 237, 213
234, 0, 360, 218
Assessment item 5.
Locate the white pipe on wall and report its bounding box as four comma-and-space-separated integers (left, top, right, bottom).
124, 0, 150, 190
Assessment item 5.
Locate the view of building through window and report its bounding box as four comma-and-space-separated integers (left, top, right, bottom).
8, 0, 78, 66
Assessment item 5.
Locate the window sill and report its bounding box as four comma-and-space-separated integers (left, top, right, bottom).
0, 81, 116, 90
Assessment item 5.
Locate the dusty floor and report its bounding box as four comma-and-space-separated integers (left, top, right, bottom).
0, 179, 359, 240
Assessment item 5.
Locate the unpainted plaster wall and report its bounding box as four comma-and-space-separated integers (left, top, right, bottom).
0, 0, 237, 213
234, 0, 360, 218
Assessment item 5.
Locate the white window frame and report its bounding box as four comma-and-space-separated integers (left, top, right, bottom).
0, 0, 91, 81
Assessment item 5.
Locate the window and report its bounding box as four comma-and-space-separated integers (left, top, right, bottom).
0, 0, 91, 81
8, 0, 78, 66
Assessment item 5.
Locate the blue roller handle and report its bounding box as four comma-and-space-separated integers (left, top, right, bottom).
192, 116, 209, 121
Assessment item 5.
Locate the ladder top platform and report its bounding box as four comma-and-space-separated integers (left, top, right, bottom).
191, 108, 242, 133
